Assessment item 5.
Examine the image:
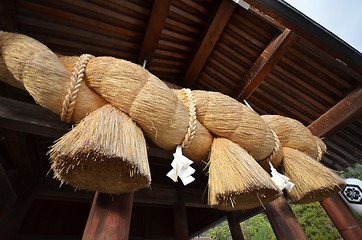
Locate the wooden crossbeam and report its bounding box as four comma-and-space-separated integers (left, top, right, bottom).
308, 87, 362, 137
234, 29, 297, 100
0, 97, 70, 138
243, 0, 362, 76
306, 86, 362, 239
0, 0, 17, 31
137, 0, 172, 67
183, 0, 235, 87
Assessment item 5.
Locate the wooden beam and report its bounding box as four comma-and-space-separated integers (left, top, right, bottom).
174, 185, 188, 240
264, 196, 307, 240
0, 0, 17, 31
36, 180, 209, 208
243, 0, 362, 76
227, 212, 245, 240
82, 191, 134, 240
320, 194, 362, 240
137, 0, 172, 67
308, 87, 362, 138
306, 87, 362, 239
234, 29, 297, 100
183, 0, 236, 87
0, 97, 70, 138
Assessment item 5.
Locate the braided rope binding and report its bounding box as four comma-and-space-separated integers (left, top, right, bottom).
61, 54, 94, 123
264, 129, 280, 163
181, 88, 197, 150
316, 145, 323, 161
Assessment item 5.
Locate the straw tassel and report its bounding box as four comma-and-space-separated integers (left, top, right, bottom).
208, 137, 280, 211
49, 104, 151, 194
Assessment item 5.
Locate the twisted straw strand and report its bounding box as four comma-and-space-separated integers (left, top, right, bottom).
181, 88, 197, 149
264, 129, 280, 163
61, 54, 94, 123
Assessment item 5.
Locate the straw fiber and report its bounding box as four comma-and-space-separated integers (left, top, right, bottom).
192, 90, 274, 161
49, 104, 151, 194
282, 147, 345, 204
261, 115, 319, 159
84, 57, 192, 152
208, 137, 280, 211
0, 32, 106, 122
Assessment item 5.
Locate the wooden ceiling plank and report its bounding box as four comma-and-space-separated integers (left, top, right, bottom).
308, 87, 362, 137
273, 64, 336, 109
268, 73, 327, 113
234, 28, 297, 100
280, 55, 344, 99
137, 0, 172, 66
17, 0, 143, 40
0, 0, 17, 31
183, 0, 236, 87
260, 80, 319, 119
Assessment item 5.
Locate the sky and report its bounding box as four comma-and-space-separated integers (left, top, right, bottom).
283, 0, 362, 53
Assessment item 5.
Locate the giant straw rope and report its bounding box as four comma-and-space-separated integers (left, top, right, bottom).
0, 32, 344, 209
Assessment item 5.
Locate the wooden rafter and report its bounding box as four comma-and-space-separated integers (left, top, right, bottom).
233, 28, 297, 100
243, 0, 362, 76
183, 0, 236, 87
308, 87, 362, 137
137, 0, 172, 67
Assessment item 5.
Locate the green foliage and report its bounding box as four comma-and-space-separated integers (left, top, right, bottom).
339, 163, 362, 181
291, 202, 341, 240
201, 203, 344, 240
201, 220, 231, 240
240, 213, 276, 240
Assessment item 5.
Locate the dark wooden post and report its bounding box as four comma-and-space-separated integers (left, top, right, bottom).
320, 194, 362, 240
82, 191, 134, 240
264, 196, 307, 240
174, 185, 188, 240
227, 212, 245, 240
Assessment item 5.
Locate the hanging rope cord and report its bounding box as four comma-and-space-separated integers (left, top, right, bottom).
61, 54, 94, 123
180, 88, 197, 150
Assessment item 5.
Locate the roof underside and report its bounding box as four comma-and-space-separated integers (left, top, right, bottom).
0, 0, 361, 238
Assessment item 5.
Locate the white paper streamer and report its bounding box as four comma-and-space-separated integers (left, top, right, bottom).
269, 162, 294, 192
167, 146, 195, 185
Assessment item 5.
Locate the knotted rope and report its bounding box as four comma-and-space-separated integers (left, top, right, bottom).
61, 54, 94, 123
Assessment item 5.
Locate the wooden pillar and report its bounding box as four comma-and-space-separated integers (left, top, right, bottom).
264, 196, 307, 240
320, 194, 362, 240
174, 185, 188, 240
82, 191, 134, 240
227, 212, 245, 240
